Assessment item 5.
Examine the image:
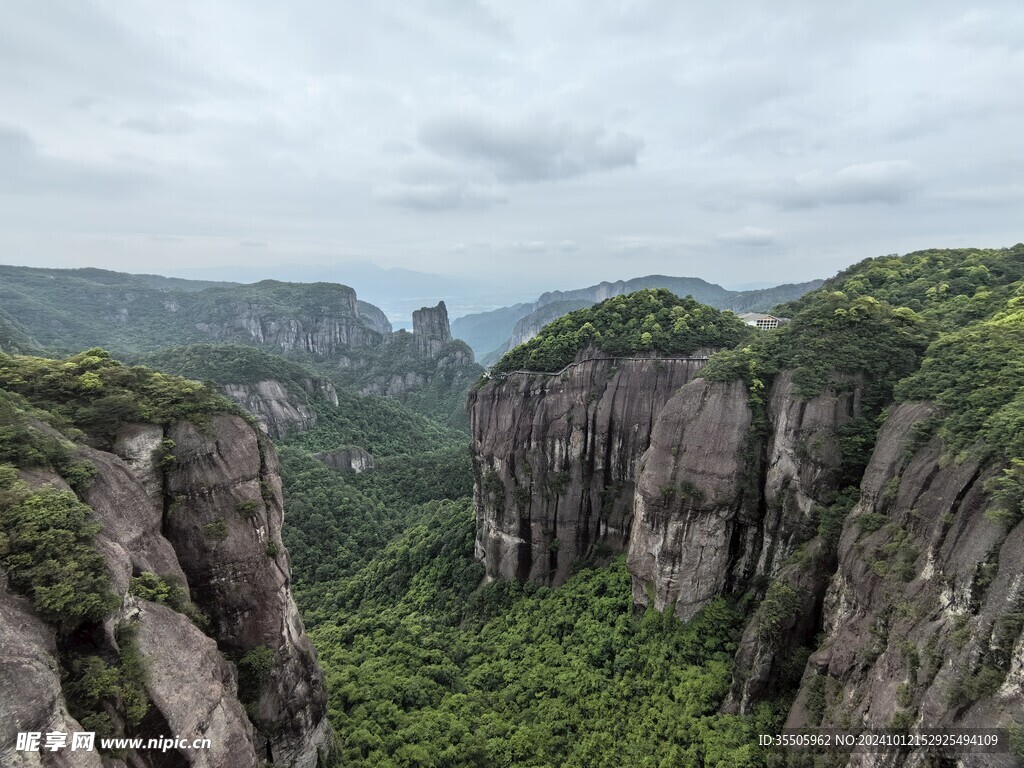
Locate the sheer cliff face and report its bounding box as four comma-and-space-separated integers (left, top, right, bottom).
357, 300, 393, 335
470, 346, 1024, 748
151, 415, 331, 767
758, 371, 862, 573
626, 370, 871, 715
412, 301, 453, 358
786, 403, 1024, 752
0, 583, 105, 768
0, 417, 331, 768
469, 354, 710, 585
194, 288, 381, 356
626, 378, 754, 620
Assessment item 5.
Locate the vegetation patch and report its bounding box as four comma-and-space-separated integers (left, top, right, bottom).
0, 485, 119, 632
491, 289, 751, 375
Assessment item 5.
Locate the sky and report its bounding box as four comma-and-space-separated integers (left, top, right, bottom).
1, 0, 1022, 299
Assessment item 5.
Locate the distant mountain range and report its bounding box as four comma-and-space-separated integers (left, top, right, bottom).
165, 261, 539, 328
451, 274, 824, 363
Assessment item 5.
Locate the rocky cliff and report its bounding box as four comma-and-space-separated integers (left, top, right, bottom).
0, 267, 392, 360
629, 370, 862, 613
313, 447, 374, 474
473, 357, 1024, 759
219, 378, 339, 439
784, 402, 1023, 766
0, 577, 105, 768
412, 301, 453, 359
193, 282, 382, 357
469, 350, 713, 585
356, 300, 393, 336
0, 414, 332, 767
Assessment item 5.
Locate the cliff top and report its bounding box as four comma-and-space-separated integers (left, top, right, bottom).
490, 289, 751, 375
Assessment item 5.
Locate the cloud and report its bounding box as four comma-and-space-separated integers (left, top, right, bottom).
373, 181, 506, 211
932, 183, 1024, 205
416, 115, 644, 183
772, 161, 920, 209
718, 226, 775, 246
0, 125, 145, 197
121, 111, 192, 135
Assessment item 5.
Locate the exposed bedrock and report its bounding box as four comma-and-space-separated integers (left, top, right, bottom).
624, 370, 863, 624
626, 378, 754, 621
784, 402, 1024, 767
0, 415, 332, 767
412, 301, 453, 359
162, 415, 329, 766
470, 351, 713, 585
218, 378, 338, 439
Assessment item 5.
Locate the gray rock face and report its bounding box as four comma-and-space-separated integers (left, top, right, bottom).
412, 301, 453, 358
626, 378, 754, 620
623, 369, 867, 709
194, 289, 380, 356
360, 371, 428, 399
133, 600, 258, 768
112, 423, 165, 506
785, 403, 1024, 764
313, 448, 374, 474
221, 380, 315, 438
470, 352, 712, 585
82, 445, 188, 597
0, 415, 331, 768
162, 416, 329, 766
757, 371, 863, 574
357, 300, 393, 335
217, 377, 338, 439
0, 580, 103, 768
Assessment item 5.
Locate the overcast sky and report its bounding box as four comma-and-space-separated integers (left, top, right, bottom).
1, 0, 1022, 294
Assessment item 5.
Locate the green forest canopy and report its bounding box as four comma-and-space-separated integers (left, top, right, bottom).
490, 289, 752, 374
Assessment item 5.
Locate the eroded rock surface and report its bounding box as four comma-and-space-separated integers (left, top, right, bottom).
626, 378, 753, 620
412, 301, 453, 358
470, 351, 713, 585
163, 415, 329, 766
0, 582, 103, 768
1, 415, 331, 768
313, 448, 374, 474
785, 403, 1024, 766
218, 378, 338, 439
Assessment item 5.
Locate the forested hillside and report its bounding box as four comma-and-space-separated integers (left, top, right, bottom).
0, 265, 482, 426
2, 246, 1022, 767
279, 245, 1024, 767
452, 274, 823, 360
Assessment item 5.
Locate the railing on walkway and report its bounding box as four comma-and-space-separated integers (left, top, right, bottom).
484, 355, 710, 381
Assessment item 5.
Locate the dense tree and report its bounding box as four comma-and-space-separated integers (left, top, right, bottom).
490, 289, 752, 375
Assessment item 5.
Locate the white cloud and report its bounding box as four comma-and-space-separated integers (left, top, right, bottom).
416, 114, 644, 183
718, 227, 775, 246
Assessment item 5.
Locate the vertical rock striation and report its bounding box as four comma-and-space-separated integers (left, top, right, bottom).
0, 414, 332, 767
218, 378, 338, 439
412, 301, 453, 358
626, 378, 754, 620
162, 415, 329, 767
469, 352, 712, 585
785, 402, 1024, 764
0, 582, 104, 768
